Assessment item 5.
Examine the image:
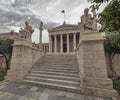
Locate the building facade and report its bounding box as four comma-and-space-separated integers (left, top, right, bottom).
0, 32, 18, 40
48, 22, 82, 53
0, 32, 49, 53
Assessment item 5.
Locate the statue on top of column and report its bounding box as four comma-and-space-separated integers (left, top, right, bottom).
19, 21, 34, 41
39, 21, 43, 31
81, 8, 97, 31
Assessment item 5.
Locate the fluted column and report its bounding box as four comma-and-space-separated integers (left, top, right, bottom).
54, 35, 57, 53
49, 35, 52, 53
73, 33, 76, 50
60, 34, 63, 53
67, 34, 69, 53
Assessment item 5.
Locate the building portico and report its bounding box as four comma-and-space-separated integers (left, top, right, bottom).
48, 23, 80, 53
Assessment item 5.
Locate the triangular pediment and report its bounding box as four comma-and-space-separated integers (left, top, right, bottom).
48, 24, 79, 32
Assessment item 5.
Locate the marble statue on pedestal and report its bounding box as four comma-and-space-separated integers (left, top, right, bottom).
81, 8, 97, 31
19, 21, 34, 41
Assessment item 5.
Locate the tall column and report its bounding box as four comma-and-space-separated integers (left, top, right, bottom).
67, 34, 69, 53
73, 33, 76, 50
39, 22, 43, 49
60, 34, 63, 53
49, 35, 52, 53
54, 35, 57, 53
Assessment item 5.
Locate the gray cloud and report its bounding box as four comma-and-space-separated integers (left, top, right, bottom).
0, 0, 108, 42
0, 0, 89, 42
0, 0, 59, 31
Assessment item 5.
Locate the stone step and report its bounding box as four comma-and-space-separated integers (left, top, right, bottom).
44, 63, 77, 67
22, 80, 81, 93
33, 66, 78, 71
26, 73, 80, 82
29, 70, 78, 77
43, 62, 77, 64
24, 76, 80, 87
35, 64, 78, 67
43, 57, 77, 59
45, 55, 75, 57
44, 57, 76, 61
43, 57, 77, 60
42, 62, 77, 65
34, 63, 78, 68
43, 60, 77, 62
31, 68, 78, 74
23, 54, 80, 93
44, 59, 76, 61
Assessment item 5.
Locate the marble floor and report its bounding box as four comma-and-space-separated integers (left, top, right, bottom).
0, 81, 113, 100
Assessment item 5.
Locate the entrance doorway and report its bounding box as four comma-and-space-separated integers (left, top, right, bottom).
63, 43, 67, 52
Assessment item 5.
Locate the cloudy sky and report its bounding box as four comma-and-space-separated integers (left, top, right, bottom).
0, 0, 108, 43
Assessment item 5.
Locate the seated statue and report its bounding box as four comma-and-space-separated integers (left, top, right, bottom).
81, 8, 97, 31
19, 28, 25, 38
92, 10, 97, 31
19, 21, 34, 41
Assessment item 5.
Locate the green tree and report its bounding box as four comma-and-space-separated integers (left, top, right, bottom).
88, 0, 120, 79
0, 39, 14, 70
104, 33, 120, 78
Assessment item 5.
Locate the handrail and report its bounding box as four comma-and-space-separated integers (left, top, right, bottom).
74, 32, 83, 52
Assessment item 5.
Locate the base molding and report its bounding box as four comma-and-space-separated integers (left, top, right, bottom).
81, 86, 118, 99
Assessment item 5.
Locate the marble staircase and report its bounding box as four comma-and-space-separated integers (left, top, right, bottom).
22, 54, 81, 93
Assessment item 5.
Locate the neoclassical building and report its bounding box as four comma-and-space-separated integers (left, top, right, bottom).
48, 8, 98, 54
48, 22, 82, 53
0, 32, 18, 40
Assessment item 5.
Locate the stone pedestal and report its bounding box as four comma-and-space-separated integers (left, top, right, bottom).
5, 39, 42, 82
76, 31, 118, 99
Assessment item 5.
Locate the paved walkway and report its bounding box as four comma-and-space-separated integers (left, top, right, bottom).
0, 81, 113, 100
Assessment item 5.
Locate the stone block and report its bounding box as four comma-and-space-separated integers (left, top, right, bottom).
84, 67, 95, 77
81, 86, 118, 98
5, 39, 42, 82
84, 58, 106, 68
81, 31, 105, 42
82, 77, 113, 90
84, 50, 105, 59
84, 67, 107, 78
83, 41, 104, 50
95, 68, 108, 78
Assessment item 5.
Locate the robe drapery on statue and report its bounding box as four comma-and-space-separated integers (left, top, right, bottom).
19, 21, 34, 41
81, 8, 97, 31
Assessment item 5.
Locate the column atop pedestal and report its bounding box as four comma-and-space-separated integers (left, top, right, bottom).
39, 21, 43, 49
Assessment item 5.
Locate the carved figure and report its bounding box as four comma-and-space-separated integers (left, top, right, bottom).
81, 8, 92, 30
19, 21, 34, 41
92, 10, 97, 31
39, 21, 43, 30
81, 8, 97, 31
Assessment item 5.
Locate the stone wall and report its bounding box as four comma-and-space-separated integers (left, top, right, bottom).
75, 31, 118, 99
113, 54, 120, 77
0, 56, 6, 70
5, 39, 43, 82
106, 54, 120, 77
